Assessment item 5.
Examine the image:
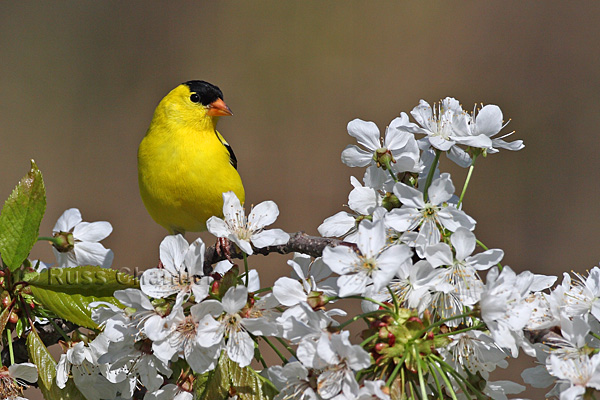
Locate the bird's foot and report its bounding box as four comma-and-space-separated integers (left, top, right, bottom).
215, 237, 234, 264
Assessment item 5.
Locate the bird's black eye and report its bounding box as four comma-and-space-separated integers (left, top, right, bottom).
190, 93, 200, 103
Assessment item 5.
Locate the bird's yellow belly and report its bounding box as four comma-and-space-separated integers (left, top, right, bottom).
138, 133, 244, 233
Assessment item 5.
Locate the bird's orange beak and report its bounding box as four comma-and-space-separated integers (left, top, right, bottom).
206, 98, 233, 116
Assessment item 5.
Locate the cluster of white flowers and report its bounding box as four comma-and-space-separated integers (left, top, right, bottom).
33, 98, 600, 400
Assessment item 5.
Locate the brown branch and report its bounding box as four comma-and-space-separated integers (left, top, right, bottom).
203, 231, 358, 274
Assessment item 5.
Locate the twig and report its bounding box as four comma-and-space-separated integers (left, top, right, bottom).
203, 231, 358, 274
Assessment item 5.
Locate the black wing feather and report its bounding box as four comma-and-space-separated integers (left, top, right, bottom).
214, 131, 238, 170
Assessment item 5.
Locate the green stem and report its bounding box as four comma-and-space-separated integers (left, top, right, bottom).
384, 160, 399, 183
338, 309, 388, 330
423, 149, 442, 202
431, 355, 487, 400
360, 333, 379, 348
274, 336, 297, 359
262, 336, 288, 364
387, 286, 400, 314
426, 360, 444, 400
386, 354, 405, 387
457, 156, 477, 208
416, 348, 428, 400
243, 253, 249, 287
6, 328, 14, 365
429, 359, 458, 400
437, 323, 485, 338
37, 236, 60, 245
335, 295, 393, 312
412, 311, 475, 340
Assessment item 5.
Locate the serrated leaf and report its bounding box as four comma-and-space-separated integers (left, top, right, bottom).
0, 160, 46, 271
197, 353, 277, 400
26, 327, 56, 390
27, 265, 138, 296
29, 266, 138, 329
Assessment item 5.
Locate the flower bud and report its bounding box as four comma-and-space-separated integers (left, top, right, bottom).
8, 312, 18, 324
373, 148, 396, 170
53, 231, 75, 253
382, 192, 401, 211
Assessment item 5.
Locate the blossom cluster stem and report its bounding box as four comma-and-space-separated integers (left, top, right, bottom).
423, 149, 442, 202
261, 336, 288, 364
458, 156, 477, 208
6, 328, 14, 365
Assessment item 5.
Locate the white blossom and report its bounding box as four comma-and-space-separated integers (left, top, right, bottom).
207, 191, 289, 255
51, 208, 114, 268
140, 235, 211, 304
322, 219, 412, 297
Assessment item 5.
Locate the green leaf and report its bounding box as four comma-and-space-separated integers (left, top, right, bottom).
27, 320, 88, 400
40, 378, 88, 400
0, 160, 46, 271
26, 327, 56, 390
28, 266, 138, 329
197, 353, 278, 400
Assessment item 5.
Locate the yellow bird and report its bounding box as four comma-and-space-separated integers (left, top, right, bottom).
138, 80, 245, 234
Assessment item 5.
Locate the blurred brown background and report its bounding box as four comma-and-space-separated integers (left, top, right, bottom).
1, 2, 599, 398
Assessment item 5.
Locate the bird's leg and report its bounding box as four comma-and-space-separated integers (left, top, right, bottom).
215, 237, 234, 264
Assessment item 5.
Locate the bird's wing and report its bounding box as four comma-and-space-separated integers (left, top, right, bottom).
214, 131, 238, 170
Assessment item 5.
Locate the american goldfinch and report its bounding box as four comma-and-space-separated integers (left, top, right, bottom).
138, 80, 245, 234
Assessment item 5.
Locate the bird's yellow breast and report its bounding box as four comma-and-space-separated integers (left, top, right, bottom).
138, 87, 244, 233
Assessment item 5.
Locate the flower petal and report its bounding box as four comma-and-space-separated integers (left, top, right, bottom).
73, 221, 112, 242
248, 201, 279, 230
347, 119, 380, 151
53, 208, 82, 233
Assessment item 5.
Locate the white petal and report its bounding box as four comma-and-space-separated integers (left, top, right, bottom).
341, 145, 373, 167
159, 235, 188, 275
53, 208, 82, 233
226, 329, 254, 367
251, 229, 289, 248
474, 105, 503, 137
73, 242, 113, 268
393, 182, 424, 209
9, 363, 38, 383
337, 273, 369, 297
450, 228, 476, 261
247, 269, 261, 292
446, 146, 473, 168
428, 173, 454, 205
184, 238, 205, 276
230, 236, 253, 255
347, 119, 380, 151
140, 269, 179, 299
242, 317, 278, 336
73, 221, 112, 242
222, 285, 248, 314
222, 191, 244, 222
114, 288, 153, 310
206, 217, 230, 238
424, 243, 453, 268
185, 342, 220, 374
385, 208, 421, 232
348, 186, 381, 214
318, 212, 355, 238
357, 220, 385, 258
273, 277, 306, 306
196, 315, 224, 347
322, 245, 359, 275
248, 201, 279, 230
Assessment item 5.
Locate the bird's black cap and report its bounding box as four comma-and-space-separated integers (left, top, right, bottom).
183, 80, 224, 106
